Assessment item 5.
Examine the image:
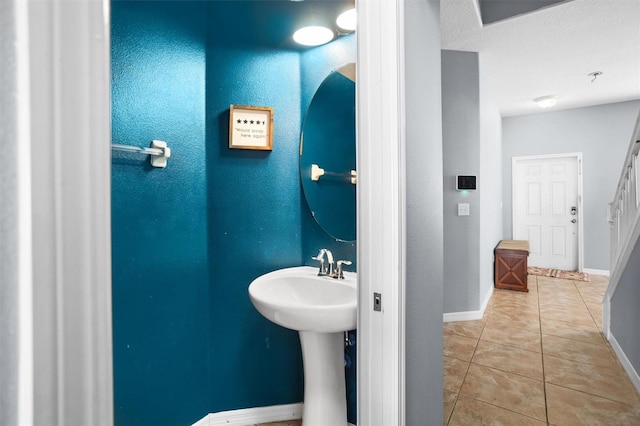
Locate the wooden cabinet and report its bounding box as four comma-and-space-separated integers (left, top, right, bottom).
495, 240, 529, 292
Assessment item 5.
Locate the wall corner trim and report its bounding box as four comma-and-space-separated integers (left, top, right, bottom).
583, 268, 610, 276
443, 286, 493, 323
193, 403, 303, 426
607, 332, 640, 396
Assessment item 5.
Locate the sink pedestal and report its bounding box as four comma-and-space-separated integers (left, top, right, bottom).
298, 331, 347, 426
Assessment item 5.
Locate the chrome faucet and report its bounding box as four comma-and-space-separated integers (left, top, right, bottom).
312, 248, 351, 279
312, 248, 334, 276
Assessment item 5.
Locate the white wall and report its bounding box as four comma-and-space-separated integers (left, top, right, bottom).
479, 53, 503, 306
502, 100, 640, 270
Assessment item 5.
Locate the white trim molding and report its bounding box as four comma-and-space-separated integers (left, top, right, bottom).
193, 404, 303, 426
583, 268, 610, 276
357, 0, 406, 424
608, 333, 640, 396
443, 286, 493, 323
27, 0, 113, 424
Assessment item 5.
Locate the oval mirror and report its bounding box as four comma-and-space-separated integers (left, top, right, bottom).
300, 63, 356, 242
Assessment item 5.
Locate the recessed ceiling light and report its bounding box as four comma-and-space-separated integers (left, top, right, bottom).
293, 26, 334, 46
336, 8, 356, 31
534, 95, 558, 109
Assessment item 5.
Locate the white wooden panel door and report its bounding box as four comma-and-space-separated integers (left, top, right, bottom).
513, 156, 580, 270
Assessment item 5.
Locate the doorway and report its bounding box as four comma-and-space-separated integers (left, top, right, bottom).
512, 153, 584, 271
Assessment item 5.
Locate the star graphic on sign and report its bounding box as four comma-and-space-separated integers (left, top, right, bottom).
250, 120, 255, 124
243, 119, 248, 124
236, 119, 241, 124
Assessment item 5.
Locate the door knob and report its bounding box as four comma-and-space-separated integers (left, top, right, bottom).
571, 219, 577, 223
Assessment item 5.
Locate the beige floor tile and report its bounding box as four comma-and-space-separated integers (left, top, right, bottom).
584, 304, 605, 315
537, 280, 579, 287
443, 320, 485, 339
538, 293, 582, 303
444, 355, 470, 392
256, 421, 302, 426
444, 389, 457, 425
544, 355, 640, 406
444, 333, 478, 362
576, 283, 607, 293
537, 307, 596, 327
491, 303, 540, 318
542, 334, 618, 368
485, 311, 541, 333
490, 298, 537, 309
448, 396, 547, 426
481, 323, 542, 353
586, 274, 610, 285
493, 287, 538, 296
538, 297, 588, 310
546, 383, 640, 426
444, 274, 635, 425
582, 292, 603, 301
540, 317, 607, 346
580, 291, 606, 302
590, 311, 603, 326
459, 364, 546, 421
491, 291, 539, 303
472, 340, 543, 380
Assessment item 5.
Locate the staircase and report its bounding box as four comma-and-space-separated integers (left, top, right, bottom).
603, 109, 640, 393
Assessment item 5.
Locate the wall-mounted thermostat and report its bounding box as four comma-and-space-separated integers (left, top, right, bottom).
456, 175, 477, 191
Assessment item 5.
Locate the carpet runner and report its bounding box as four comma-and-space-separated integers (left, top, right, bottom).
527, 266, 589, 282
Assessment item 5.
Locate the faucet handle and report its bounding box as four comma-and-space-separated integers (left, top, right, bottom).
336, 260, 352, 279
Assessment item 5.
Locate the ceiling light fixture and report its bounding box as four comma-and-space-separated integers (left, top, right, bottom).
293, 26, 334, 46
336, 8, 356, 31
534, 95, 559, 109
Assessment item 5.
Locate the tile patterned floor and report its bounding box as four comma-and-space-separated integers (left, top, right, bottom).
444, 274, 640, 425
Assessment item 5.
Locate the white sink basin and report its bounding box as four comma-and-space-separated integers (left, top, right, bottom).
248, 266, 356, 333
249, 265, 357, 425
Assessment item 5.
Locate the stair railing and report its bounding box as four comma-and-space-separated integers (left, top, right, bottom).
605, 111, 640, 334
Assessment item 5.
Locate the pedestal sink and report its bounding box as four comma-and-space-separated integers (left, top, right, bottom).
248, 266, 356, 426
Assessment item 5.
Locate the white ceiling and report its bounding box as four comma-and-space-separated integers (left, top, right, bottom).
441, 0, 640, 117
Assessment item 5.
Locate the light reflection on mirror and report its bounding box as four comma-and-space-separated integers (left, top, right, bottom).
300, 63, 356, 242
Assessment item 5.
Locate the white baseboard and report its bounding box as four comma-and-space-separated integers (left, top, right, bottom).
480, 285, 494, 314
607, 333, 640, 396
443, 310, 483, 322
193, 403, 303, 426
443, 286, 493, 323
583, 268, 610, 276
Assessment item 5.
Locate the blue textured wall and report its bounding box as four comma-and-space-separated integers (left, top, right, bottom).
111, 2, 210, 425
112, 2, 356, 424
206, 1, 305, 413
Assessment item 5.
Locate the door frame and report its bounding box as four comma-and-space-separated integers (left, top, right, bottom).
512, 153, 584, 272
357, 0, 406, 424
12, 0, 406, 425
9, 0, 409, 424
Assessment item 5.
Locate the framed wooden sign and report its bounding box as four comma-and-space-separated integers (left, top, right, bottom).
229, 105, 273, 150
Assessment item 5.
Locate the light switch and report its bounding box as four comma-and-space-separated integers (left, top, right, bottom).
458, 203, 470, 216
